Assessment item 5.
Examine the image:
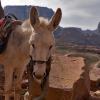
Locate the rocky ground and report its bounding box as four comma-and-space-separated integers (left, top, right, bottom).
45, 52, 100, 100
25, 51, 100, 100
0, 51, 100, 100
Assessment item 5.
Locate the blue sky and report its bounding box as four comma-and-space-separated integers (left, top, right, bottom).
1, 0, 100, 30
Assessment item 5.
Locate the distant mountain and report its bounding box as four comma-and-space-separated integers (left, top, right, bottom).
57, 26, 100, 47
4, 6, 54, 20
4, 6, 100, 48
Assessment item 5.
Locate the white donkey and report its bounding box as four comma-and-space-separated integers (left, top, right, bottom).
0, 6, 62, 100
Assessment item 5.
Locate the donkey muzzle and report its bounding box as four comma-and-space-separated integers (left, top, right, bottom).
33, 62, 46, 80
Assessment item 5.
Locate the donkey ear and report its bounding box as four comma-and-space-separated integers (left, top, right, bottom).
48, 8, 62, 31
30, 6, 40, 27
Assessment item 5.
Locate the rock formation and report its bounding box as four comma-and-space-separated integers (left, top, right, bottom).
97, 22, 100, 34
71, 58, 90, 100
0, 0, 4, 19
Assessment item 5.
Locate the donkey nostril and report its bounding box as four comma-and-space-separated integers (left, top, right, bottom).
33, 72, 36, 77
44, 73, 46, 76
33, 72, 45, 79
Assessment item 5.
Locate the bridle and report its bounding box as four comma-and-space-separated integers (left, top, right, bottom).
27, 55, 52, 90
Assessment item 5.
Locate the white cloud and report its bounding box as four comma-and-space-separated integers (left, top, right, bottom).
1, 0, 100, 29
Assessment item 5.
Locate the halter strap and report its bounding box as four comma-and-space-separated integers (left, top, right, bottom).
27, 55, 52, 90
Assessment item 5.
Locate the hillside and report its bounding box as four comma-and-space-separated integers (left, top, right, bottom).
4, 5, 100, 48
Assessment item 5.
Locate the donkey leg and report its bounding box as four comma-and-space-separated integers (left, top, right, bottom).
4, 67, 13, 100
14, 76, 21, 100
14, 68, 25, 100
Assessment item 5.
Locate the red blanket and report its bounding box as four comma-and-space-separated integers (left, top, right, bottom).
0, 18, 5, 26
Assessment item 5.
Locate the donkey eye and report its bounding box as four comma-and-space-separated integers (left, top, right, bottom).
49, 45, 53, 50
32, 44, 35, 48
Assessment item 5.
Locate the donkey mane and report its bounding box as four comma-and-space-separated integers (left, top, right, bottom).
21, 17, 49, 32
11, 17, 49, 48
39, 17, 49, 27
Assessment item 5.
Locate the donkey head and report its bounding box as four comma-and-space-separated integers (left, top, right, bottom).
29, 6, 62, 80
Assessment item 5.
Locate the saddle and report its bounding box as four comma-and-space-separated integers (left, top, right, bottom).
0, 14, 18, 54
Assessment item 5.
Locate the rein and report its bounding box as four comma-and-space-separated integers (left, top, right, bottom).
41, 56, 52, 90
0, 14, 18, 54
